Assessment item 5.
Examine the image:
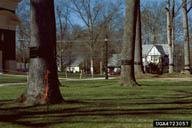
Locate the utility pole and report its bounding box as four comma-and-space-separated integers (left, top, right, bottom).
105, 35, 108, 79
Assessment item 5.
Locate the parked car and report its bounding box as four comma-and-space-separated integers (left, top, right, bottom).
108, 71, 120, 76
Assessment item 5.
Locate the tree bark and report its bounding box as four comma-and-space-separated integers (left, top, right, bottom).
134, 0, 144, 75
182, 0, 191, 74
171, 0, 175, 73
90, 57, 94, 78
17, 0, 64, 105
120, 0, 139, 86
166, 0, 174, 73
100, 60, 103, 75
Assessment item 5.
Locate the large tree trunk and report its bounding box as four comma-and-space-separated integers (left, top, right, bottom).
17, 0, 64, 105
134, 0, 144, 75
182, 0, 191, 74
120, 0, 139, 86
166, 0, 174, 73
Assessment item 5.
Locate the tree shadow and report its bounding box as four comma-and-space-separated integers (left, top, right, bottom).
0, 97, 192, 128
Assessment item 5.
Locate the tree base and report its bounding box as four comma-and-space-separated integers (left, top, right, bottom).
120, 81, 141, 87
16, 92, 64, 105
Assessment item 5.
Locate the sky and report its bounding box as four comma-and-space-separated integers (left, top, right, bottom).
64, 0, 167, 27
16, 0, 178, 27
16, 0, 189, 36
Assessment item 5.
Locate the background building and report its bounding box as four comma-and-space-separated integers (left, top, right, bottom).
0, 0, 21, 73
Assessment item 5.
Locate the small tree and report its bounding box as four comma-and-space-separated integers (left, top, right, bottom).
182, 0, 191, 74
166, 0, 174, 73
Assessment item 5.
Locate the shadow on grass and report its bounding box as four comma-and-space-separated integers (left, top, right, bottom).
0, 98, 192, 128
0, 100, 16, 107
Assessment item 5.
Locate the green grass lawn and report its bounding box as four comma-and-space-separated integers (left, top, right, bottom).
0, 74, 27, 84
0, 79, 192, 128
58, 72, 106, 79
0, 73, 105, 84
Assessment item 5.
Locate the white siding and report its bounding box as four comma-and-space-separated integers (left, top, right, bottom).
148, 47, 161, 56
143, 46, 161, 64
66, 66, 80, 73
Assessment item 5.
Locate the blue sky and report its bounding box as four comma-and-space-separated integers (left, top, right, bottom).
69, 0, 167, 27
17, 0, 186, 29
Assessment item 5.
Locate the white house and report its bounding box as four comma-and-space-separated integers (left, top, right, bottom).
142, 44, 169, 65
108, 44, 169, 72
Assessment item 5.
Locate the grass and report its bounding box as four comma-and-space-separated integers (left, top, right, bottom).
0, 74, 27, 84
0, 73, 109, 84
0, 79, 192, 128
58, 72, 106, 79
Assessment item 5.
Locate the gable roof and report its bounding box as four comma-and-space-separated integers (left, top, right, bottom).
142, 44, 169, 57
142, 44, 153, 57
158, 44, 169, 55
155, 45, 165, 55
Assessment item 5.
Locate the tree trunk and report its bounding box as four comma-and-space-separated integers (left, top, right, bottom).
166, 0, 174, 73
171, 0, 175, 73
90, 57, 94, 78
100, 60, 103, 75
17, 0, 64, 105
182, 0, 191, 74
120, 0, 139, 86
134, 0, 144, 75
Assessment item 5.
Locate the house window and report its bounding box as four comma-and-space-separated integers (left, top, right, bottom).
151, 56, 159, 62
151, 56, 155, 61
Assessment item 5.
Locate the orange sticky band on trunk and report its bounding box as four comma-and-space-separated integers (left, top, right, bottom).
43, 71, 49, 101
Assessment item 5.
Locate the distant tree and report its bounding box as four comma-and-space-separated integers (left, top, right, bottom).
120, 0, 140, 86
16, 0, 30, 40
66, 0, 104, 77
134, 0, 144, 75
141, 2, 167, 45
166, 0, 174, 73
182, 0, 191, 74
16, 28, 29, 69
98, 0, 123, 75
16, 0, 30, 68
55, 5, 70, 72
17, 0, 63, 105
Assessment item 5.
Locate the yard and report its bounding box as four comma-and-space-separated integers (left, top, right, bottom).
0, 73, 107, 83
0, 77, 192, 128
0, 74, 27, 84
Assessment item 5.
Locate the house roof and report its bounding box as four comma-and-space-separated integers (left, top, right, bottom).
142, 44, 153, 57
142, 44, 169, 57
158, 44, 169, 55
108, 44, 169, 67
155, 45, 166, 55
